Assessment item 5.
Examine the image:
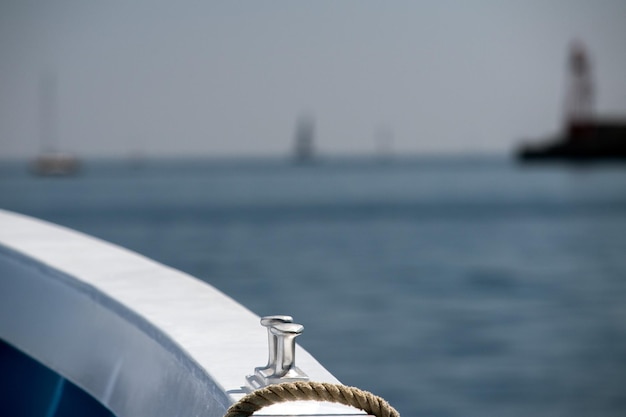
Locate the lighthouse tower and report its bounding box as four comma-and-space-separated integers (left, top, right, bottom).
564, 41, 594, 138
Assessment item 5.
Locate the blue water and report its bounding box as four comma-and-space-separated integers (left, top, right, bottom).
1, 156, 626, 417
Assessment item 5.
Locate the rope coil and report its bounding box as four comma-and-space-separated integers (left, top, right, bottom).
224, 381, 400, 417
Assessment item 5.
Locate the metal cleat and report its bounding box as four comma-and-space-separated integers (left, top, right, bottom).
246, 315, 309, 390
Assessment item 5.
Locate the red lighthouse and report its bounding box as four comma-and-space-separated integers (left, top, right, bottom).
564, 41, 594, 139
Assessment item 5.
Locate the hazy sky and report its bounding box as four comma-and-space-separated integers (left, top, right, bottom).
1, 1, 625, 158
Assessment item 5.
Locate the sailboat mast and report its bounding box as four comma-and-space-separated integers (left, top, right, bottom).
39, 72, 58, 154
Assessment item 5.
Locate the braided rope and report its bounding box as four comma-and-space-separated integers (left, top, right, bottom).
224, 381, 400, 417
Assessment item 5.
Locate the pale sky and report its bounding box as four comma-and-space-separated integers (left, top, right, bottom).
1, 1, 625, 158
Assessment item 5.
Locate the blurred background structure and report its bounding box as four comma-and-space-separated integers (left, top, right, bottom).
1, 2, 626, 417
518, 40, 626, 161
1, 1, 626, 158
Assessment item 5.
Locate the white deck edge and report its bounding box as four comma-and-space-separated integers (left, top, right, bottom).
0, 209, 364, 417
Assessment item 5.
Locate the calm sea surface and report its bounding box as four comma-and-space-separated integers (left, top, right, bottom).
1, 156, 626, 417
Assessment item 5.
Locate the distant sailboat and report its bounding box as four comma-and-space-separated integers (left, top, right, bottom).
293, 115, 315, 163
33, 153, 80, 176
32, 73, 80, 176
375, 125, 394, 163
